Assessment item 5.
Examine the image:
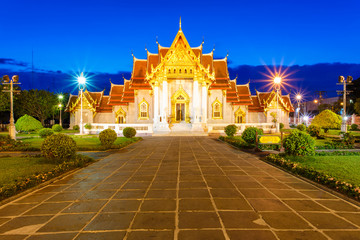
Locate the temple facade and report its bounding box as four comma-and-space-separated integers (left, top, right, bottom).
66, 23, 294, 134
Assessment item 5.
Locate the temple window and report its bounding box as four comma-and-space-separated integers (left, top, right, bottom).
185, 69, 187, 74
212, 98, 222, 119
235, 107, 245, 123
138, 99, 149, 120
190, 69, 193, 74
174, 69, 176, 73
168, 69, 171, 74
179, 69, 181, 73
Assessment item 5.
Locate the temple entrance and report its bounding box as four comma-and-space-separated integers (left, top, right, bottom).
171, 86, 190, 123
176, 103, 185, 121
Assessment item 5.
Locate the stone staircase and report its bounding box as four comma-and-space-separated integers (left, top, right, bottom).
153, 122, 208, 136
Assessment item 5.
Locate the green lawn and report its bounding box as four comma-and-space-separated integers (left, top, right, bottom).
20, 136, 141, 150
287, 155, 360, 186
0, 156, 57, 186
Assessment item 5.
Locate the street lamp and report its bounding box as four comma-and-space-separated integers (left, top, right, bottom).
1, 75, 21, 140
295, 94, 302, 125
337, 76, 353, 132
273, 76, 281, 132
58, 94, 64, 127
77, 72, 86, 134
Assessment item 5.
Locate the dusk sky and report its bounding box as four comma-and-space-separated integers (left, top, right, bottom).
1, 0, 360, 95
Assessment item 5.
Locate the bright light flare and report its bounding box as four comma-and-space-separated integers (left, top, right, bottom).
58, 94, 64, 100
58, 103, 62, 108
296, 94, 302, 100
77, 72, 86, 85
314, 99, 318, 104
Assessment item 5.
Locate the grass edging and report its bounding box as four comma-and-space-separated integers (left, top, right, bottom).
265, 154, 360, 201
0, 154, 95, 203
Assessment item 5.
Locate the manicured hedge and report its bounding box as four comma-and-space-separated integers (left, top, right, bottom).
224, 125, 238, 137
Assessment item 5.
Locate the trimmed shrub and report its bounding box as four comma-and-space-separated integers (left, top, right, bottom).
52, 124, 63, 132
296, 124, 306, 131
351, 124, 358, 131
99, 129, 117, 146
283, 129, 315, 156
343, 132, 355, 147
15, 114, 43, 132
41, 133, 77, 161
241, 127, 263, 144
84, 123, 92, 130
311, 109, 342, 132
38, 128, 54, 138
224, 124, 238, 137
73, 125, 79, 131
123, 127, 137, 138
307, 124, 321, 137
279, 123, 284, 130
290, 124, 296, 128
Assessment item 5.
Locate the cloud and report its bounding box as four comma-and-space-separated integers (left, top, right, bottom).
0, 58, 28, 67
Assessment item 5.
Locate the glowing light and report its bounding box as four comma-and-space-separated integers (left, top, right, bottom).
344, 116, 348, 121
303, 116, 309, 121
58, 94, 64, 100
340, 102, 344, 106
314, 99, 318, 104
77, 72, 86, 85
274, 76, 281, 84
58, 103, 62, 108
296, 94, 302, 100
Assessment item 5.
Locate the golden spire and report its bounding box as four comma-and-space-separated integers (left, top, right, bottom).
179, 16, 182, 31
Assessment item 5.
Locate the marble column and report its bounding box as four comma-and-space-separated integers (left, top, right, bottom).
154, 84, 159, 123
162, 80, 168, 122
202, 83, 207, 123
193, 80, 199, 123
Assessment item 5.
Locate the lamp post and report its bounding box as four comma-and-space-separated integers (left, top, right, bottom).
58, 94, 63, 127
1, 75, 21, 140
274, 76, 281, 132
295, 94, 302, 125
337, 76, 352, 133
77, 73, 86, 135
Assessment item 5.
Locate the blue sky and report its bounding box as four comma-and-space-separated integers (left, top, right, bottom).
1, 0, 360, 74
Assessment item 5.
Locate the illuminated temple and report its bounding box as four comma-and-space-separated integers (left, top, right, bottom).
66, 21, 294, 135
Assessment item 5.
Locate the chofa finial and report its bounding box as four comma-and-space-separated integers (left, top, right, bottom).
179, 16, 182, 30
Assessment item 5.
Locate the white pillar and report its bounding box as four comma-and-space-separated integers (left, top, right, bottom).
202, 83, 207, 123
162, 80, 168, 123
154, 84, 159, 123
193, 80, 199, 123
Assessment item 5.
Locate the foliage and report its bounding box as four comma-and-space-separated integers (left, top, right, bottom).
270, 112, 277, 125
317, 140, 355, 150
16, 89, 58, 124
41, 133, 77, 161
15, 114, 43, 132
315, 151, 360, 156
290, 124, 296, 128
38, 128, 54, 138
0, 154, 94, 201
224, 124, 238, 137
219, 136, 254, 149
307, 124, 321, 137
355, 98, 360, 115
296, 124, 306, 131
351, 124, 359, 131
265, 154, 360, 200
0, 135, 24, 151
123, 127, 137, 138
84, 123, 92, 130
241, 127, 263, 144
283, 129, 315, 156
318, 103, 332, 112
52, 124, 63, 132
99, 129, 117, 146
279, 123, 284, 130
342, 132, 355, 147
73, 125, 80, 131
311, 109, 342, 133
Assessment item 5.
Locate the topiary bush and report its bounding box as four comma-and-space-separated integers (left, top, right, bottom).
224, 124, 238, 137
241, 127, 263, 144
123, 127, 137, 138
52, 124, 63, 132
311, 109, 342, 133
283, 129, 315, 156
279, 123, 284, 130
84, 123, 92, 130
296, 124, 306, 131
99, 129, 117, 146
343, 132, 355, 147
307, 124, 321, 138
73, 125, 79, 131
38, 128, 54, 138
350, 124, 358, 131
15, 114, 43, 133
41, 133, 77, 161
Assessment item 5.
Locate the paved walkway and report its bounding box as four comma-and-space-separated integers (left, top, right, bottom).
0, 137, 359, 240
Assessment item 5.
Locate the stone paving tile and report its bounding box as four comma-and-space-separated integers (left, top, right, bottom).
0, 136, 359, 240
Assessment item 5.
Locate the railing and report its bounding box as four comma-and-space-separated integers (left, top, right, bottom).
85, 123, 153, 135
207, 123, 275, 134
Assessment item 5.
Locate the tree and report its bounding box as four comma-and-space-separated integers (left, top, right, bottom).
318, 103, 332, 113
355, 98, 360, 115
17, 90, 58, 125
311, 109, 342, 132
